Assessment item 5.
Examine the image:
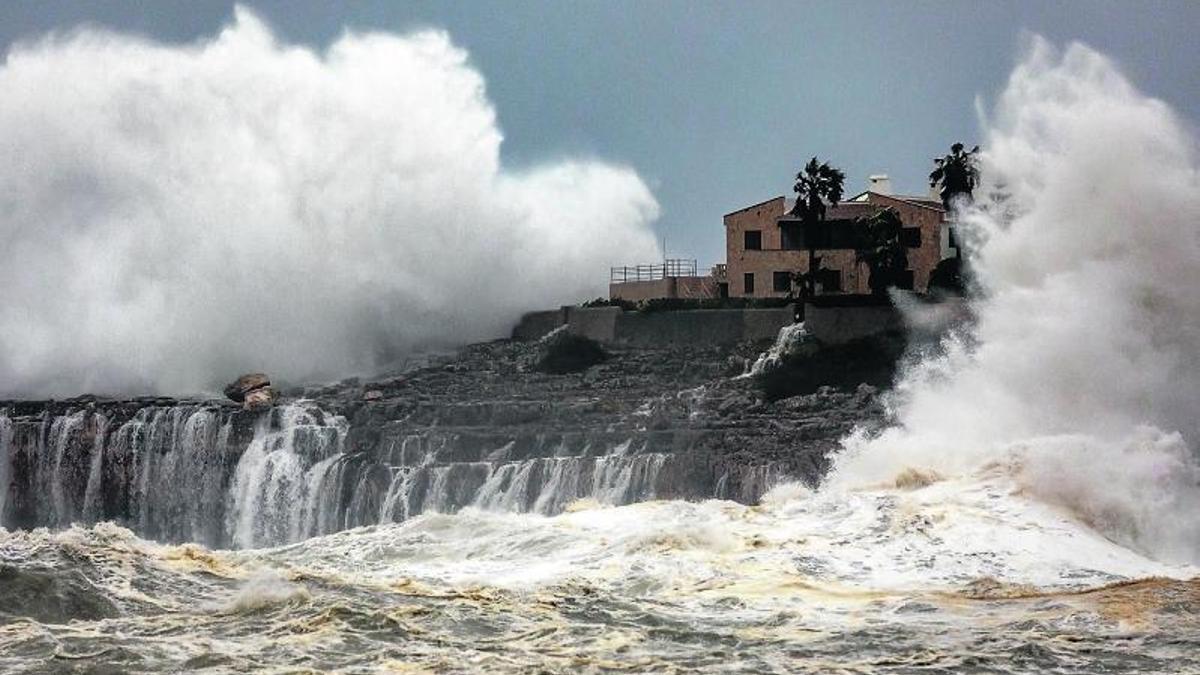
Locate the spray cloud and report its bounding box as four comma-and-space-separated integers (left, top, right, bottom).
0, 8, 660, 396
835, 38, 1200, 563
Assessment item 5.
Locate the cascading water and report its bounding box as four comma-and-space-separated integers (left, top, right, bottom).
1, 400, 698, 549
226, 403, 349, 549
6, 8, 1197, 670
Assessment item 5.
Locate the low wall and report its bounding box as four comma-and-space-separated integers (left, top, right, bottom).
512, 306, 794, 346
802, 302, 900, 344
511, 309, 566, 341
609, 276, 719, 302
674, 276, 719, 299
565, 306, 620, 342
609, 279, 672, 302
612, 308, 789, 346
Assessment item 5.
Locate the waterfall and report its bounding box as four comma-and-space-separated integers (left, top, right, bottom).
1, 399, 781, 549
713, 462, 789, 502
226, 403, 348, 549
0, 414, 11, 520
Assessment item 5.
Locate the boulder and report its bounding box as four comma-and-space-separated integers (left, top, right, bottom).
223, 373, 271, 403
224, 373, 276, 411
534, 331, 608, 374
242, 386, 278, 412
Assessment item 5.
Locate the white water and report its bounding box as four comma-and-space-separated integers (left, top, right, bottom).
218, 403, 672, 549
227, 403, 348, 548
0, 416, 10, 519
4, 34, 1200, 674
832, 38, 1200, 565
252, 472, 1192, 602
0, 7, 661, 397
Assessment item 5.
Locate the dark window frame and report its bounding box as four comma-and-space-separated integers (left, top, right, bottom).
743, 272, 755, 295
817, 268, 842, 293
773, 271, 792, 293
744, 230, 762, 251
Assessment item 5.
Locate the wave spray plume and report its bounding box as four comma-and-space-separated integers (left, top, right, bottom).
0, 8, 661, 397
834, 38, 1200, 564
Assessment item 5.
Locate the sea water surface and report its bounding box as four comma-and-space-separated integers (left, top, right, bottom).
1, 466, 1197, 673
4, 22, 1200, 675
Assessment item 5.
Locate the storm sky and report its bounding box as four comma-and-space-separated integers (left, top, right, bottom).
4, 1, 1197, 266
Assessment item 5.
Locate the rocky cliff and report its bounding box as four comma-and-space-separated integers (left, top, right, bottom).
0, 335, 886, 548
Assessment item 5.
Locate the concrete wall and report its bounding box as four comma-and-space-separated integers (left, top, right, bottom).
564, 306, 620, 342
675, 276, 719, 299
511, 306, 794, 345
609, 279, 672, 302
511, 309, 566, 341
803, 302, 901, 344
609, 276, 718, 302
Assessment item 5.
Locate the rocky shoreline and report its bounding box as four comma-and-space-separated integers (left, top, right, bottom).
0, 333, 889, 547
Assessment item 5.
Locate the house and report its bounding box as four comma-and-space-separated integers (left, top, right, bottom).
724, 180, 952, 298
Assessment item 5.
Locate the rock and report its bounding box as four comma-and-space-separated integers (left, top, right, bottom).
224, 373, 277, 411
242, 386, 278, 412
534, 331, 608, 374
223, 373, 271, 403
363, 390, 384, 402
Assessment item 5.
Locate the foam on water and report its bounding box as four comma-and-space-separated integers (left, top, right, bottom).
253, 470, 1193, 598
2, 31, 1200, 674
831, 38, 1200, 565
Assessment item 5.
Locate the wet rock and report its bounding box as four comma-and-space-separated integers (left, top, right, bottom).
242, 386, 277, 412
534, 332, 608, 374
223, 373, 271, 403
223, 373, 277, 411
0, 330, 888, 546
752, 332, 906, 401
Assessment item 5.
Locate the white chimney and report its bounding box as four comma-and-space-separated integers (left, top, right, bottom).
868, 174, 892, 195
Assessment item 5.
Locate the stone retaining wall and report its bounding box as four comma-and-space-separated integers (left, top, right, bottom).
513, 306, 795, 345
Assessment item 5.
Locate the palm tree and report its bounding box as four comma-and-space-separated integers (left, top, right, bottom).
789, 157, 845, 302
856, 207, 908, 296
929, 143, 980, 210
789, 157, 846, 224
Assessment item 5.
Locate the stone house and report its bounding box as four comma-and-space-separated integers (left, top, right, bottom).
723, 186, 951, 298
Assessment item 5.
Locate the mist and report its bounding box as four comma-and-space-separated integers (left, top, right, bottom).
0, 8, 660, 397
834, 38, 1200, 562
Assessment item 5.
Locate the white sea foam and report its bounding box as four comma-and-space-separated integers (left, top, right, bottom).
0, 7, 660, 397
220, 570, 310, 613
832, 38, 1200, 564
246, 476, 1191, 599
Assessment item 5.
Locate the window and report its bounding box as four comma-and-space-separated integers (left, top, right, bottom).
901, 227, 922, 248
743, 272, 755, 295
817, 269, 842, 293
780, 223, 803, 250
744, 230, 762, 250
773, 271, 792, 293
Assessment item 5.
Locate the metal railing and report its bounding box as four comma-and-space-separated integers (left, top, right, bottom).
610, 258, 699, 283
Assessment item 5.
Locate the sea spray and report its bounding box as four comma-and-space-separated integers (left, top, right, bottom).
831, 38, 1200, 563
0, 8, 660, 397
